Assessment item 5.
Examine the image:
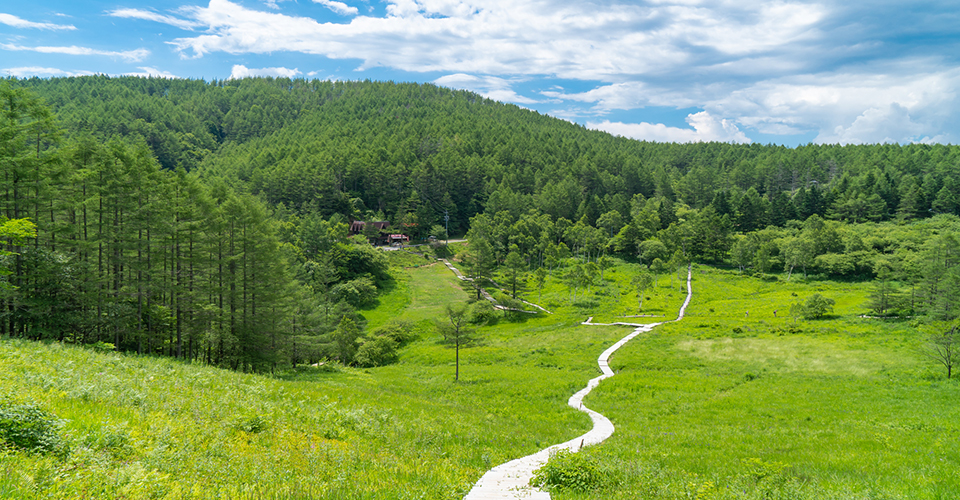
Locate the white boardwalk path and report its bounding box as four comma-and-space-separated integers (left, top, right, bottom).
464, 266, 693, 499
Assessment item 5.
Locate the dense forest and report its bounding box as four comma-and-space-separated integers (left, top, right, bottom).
2, 76, 960, 370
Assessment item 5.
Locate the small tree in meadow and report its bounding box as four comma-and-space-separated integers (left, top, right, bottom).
532, 267, 547, 301
790, 294, 835, 320
789, 302, 805, 323
597, 255, 612, 280
565, 265, 586, 300
437, 303, 477, 381
802, 293, 835, 319
354, 335, 399, 368
921, 325, 960, 379
632, 272, 654, 312
650, 258, 668, 290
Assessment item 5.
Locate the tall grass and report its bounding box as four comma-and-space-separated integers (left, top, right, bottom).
1, 261, 954, 499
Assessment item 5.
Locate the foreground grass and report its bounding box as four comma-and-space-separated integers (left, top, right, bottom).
2, 260, 956, 499
0, 258, 653, 499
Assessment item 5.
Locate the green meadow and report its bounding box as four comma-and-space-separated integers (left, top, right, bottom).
1, 257, 958, 499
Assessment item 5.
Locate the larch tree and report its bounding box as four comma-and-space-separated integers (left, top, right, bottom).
437, 303, 475, 382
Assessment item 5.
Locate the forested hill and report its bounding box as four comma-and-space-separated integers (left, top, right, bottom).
4, 76, 960, 371
10, 76, 960, 236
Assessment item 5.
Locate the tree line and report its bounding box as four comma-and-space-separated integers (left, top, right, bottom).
7, 76, 960, 241
456, 201, 960, 321
0, 83, 400, 371
4, 76, 960, 370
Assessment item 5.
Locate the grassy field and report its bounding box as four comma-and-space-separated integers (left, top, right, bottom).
0, 256, 678, 499
567, 266, 960, 500
1, 258, 957, 499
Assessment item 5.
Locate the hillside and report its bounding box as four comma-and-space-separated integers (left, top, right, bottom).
9, 76, 960, 235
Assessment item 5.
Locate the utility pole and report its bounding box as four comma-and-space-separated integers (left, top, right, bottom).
444, 210, 449, 246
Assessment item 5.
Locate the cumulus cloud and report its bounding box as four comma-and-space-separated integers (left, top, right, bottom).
312, 0, 358, 16
2, 67, 93, 78
435, 74, 537, 104
162, 0, 824, 80
712, 64, 960, 144
0, 13, 76, 30
229, 64, 301, 79
0, 43, 149, 62
589, 111, 751, 144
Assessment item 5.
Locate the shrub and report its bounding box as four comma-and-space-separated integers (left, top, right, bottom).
370, 321, 415, 346
531, 449, 605, 492
802, 293, 835, 319
0, 400, 65, 455
469, 300, 497, 325
234, 414, 269, 434
354, 335, 399, 367
330, 276, 378, 307
88, 341, 115, 353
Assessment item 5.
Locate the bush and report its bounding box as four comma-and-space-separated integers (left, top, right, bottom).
802, 293, 835, 319
88, 341, 115, 353
234, 414, 269, 434
330, 276, 378, 307
469, 300, 497, 325
354, 335, 399, 367
0, 400, 65, 455
370, 321, 415, 347
531, 449, 605, 492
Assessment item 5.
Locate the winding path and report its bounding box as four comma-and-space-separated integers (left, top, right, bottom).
464, 265, 693, 499
440, 258, 552, 314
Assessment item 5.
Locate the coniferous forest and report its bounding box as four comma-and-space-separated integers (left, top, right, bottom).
3, 76, 960, 371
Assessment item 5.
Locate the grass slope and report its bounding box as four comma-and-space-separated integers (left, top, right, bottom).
1, 260, 956, 499
0, 257, 666, 499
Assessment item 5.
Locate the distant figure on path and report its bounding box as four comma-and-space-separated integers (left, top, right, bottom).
773, 310, 778, 317
745, 310, 749, 318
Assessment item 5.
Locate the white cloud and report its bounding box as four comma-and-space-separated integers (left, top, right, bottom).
818, 104, 932, 145
0, 13, 76, 30
542, 82, 702, 112
229, 64, 301, 79
434, 73, 537, 104
0, 43, 150, 62
547, 58, 960, 144
589, 111, 751, 144
312, 0, 359, 16
668, 1, 826, 56
165, 0, 825, 81
713, 64, 960, 144
126, 67, 179, 79
107, 8, 204, 30
2, 67, 93, 77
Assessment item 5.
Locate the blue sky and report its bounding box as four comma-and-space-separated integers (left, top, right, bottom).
2, 0, 959, 145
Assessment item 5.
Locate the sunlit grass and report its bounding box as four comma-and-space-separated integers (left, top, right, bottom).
1, 260, 957, 499
565, 265, 960, 500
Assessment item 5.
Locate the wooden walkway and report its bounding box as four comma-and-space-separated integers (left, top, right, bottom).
464, 265, 693, 499
439, 259, 552, 314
